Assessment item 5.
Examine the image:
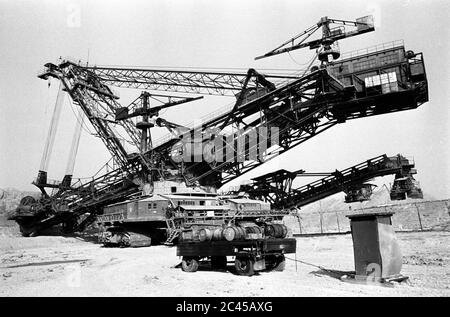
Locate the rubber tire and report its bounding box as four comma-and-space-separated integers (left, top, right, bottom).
119, 233, 131, 248
235, 256, 255, 276
211, 256, 227, 271
19, 223, 37, 237
182, 257, 199, 272
272, 255, 286, 272
265, 254, 286, 272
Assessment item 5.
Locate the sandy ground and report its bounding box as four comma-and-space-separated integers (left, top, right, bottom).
0, 225, 449, 297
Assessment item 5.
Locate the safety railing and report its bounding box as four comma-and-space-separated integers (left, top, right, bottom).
339, 40, 405, 60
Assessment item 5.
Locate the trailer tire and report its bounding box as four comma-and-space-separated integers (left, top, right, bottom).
182, 256, 199, 272
272, 255, 286, 271
235, 256, 255, 276
265, 254, 286, 271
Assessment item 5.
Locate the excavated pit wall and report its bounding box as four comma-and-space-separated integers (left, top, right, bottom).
283, 199, 450, 235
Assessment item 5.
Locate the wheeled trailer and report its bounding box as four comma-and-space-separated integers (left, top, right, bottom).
176, 238, 297, 276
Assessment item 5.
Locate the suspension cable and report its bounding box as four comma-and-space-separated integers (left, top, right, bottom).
39, 81, 65, 172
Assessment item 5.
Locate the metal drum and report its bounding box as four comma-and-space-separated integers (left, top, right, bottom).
212, 228, 223, 241
265, 224, 288, 238
181, 230, 193, 242
223, 226, 245, 241
245, 226, 263, 239
280, 224, 288, 238
198, 228, 213, 242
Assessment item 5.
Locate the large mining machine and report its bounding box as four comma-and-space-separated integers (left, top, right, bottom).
9, 15, 428, 265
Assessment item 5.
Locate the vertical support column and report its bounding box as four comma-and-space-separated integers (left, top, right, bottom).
415, 203, 423, 231
36, 82, 65, 185
296, 209, 302, 234
140, 92, 151, 153
336, 211, 341, 233
319, 212, 323, 234
135, 91, 155, 191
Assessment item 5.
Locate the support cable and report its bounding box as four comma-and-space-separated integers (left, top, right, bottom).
65, 107, 84, 176
39, 81, 65, 172
285, 256, 352, 276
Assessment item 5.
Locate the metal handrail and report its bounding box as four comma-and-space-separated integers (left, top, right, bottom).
338, 40, 405, 60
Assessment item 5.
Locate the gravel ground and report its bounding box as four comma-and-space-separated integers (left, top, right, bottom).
0, 226, 449, 297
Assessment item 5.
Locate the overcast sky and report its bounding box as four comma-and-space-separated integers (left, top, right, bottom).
0, 0, 449, 199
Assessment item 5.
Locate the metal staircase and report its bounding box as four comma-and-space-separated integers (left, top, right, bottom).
164, 218, 180, 245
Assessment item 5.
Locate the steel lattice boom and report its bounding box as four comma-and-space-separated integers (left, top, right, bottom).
85, 66, 296, 96
9, 18, 429, 236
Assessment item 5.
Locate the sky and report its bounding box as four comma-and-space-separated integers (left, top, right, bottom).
0, 0, 449, 199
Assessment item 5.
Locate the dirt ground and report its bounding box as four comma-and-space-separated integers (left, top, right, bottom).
0, 224, 449, 297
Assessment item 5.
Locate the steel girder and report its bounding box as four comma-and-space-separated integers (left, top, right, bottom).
243, 154, 417, 210
40, 62, 147, 169
85, 66, 297, 96
176, 69, 348, 186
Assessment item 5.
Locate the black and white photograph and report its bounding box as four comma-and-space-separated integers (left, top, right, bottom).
0, 0, 449, 302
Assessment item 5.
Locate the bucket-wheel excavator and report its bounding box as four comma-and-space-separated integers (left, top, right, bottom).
9, 15, 428, 264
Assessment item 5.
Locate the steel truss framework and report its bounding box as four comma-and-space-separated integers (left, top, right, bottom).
241, 154, 417, 209
86, 66, 296, 95
11, 43, 428, 234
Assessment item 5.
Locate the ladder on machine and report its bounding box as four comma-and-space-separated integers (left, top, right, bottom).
164, 218, 180, 245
